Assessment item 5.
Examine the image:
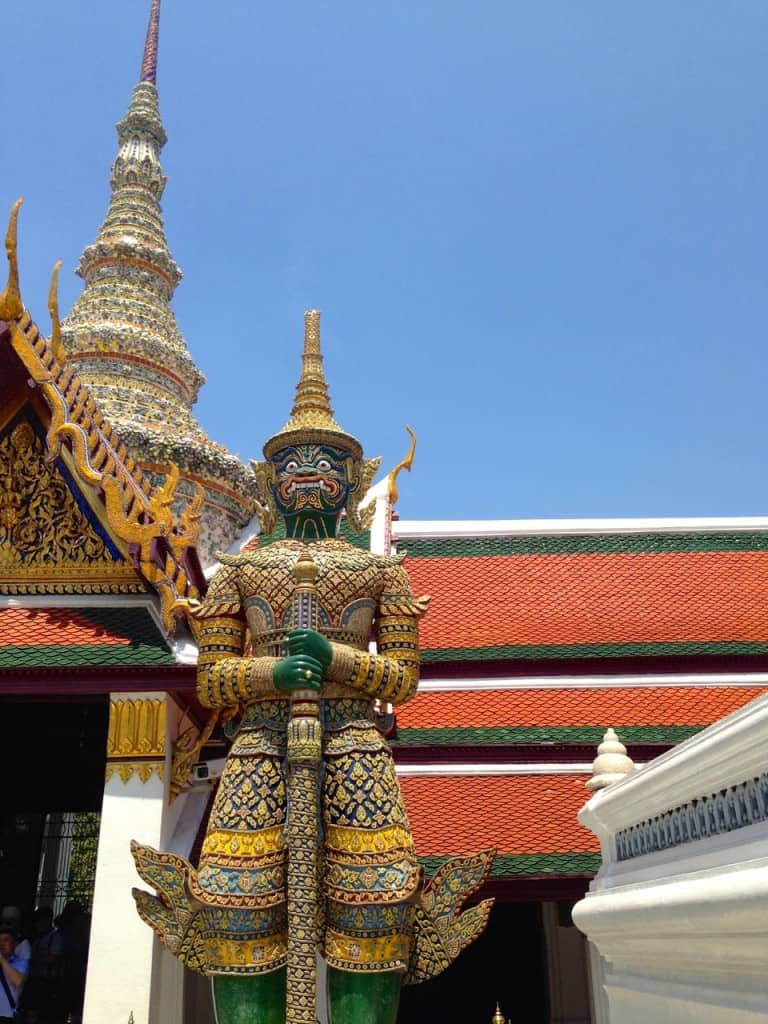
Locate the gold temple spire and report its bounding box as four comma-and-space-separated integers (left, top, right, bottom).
0, 198, 24, 322
263, 310, 362, 459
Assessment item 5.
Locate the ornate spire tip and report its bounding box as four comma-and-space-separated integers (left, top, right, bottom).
140, 0, 161, 84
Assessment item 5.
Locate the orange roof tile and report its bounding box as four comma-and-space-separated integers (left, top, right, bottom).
399, 685, 767, 729
0, 607, 133, 647
0, 606, 175, 667
405, 547, 768, 655
401, 774, 597, 856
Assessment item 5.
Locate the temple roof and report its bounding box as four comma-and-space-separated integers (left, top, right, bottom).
394, 683, 768, 746
393, 520, 768, 880
396, 522, 768, 663
400, 772, 599, 877
0, 606, 176, 668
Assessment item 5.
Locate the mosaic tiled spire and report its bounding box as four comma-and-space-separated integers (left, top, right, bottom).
62, 0, 256, 562
140, 0, 161, 84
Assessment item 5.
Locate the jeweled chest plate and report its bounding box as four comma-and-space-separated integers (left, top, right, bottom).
235, 540, 390, 652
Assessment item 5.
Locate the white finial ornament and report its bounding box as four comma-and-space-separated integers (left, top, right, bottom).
586, 727, 635, 791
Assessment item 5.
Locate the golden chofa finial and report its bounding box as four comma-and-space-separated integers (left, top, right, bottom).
387, 425, 417, 507
48, 260, 65, 364
0, 198, 24, 322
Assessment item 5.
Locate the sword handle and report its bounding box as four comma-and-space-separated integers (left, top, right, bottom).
285, 549, 322, 1024
289, 549, 320, 703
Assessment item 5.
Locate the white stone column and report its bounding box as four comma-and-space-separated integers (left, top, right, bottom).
82, 692, 183, 1024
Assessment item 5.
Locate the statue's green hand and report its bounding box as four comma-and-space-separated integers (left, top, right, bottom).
273, 654, 323, 692
287, 628, 332, 671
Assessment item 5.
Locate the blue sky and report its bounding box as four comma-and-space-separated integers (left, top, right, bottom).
3, 2, 767, 520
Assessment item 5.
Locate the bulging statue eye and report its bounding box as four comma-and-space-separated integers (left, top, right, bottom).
317, 458, 331, 473
285, 460, 299, 473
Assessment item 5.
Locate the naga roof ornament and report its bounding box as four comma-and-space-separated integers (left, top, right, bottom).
0, 198, 23, 322
61, 0, 256, 563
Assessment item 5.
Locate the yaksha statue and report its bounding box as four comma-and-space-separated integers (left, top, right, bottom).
133, 311, 494, 1024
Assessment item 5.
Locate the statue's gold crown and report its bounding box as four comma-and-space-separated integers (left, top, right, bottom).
263, 310, 362, 460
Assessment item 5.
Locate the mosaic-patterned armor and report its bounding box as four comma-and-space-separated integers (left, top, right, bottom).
193, 538, 425, 976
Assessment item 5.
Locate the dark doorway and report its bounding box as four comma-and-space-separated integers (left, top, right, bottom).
398, 900, 546, 1023
0, 697, 108, 917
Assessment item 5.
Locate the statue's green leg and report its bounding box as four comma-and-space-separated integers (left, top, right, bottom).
212, 969, 286, 1024
327, 968, 402, 1024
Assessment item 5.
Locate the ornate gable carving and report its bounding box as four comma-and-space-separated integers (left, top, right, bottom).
0, 412, 144, 595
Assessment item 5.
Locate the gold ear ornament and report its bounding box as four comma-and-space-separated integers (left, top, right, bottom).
249, 458, 278, 535
346, 455, 382, 533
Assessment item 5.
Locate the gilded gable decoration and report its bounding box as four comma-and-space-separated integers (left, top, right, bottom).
0, 414, 141, 593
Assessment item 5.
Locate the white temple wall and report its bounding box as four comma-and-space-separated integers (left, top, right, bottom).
82, 692, 187, 1024
573, 694, 768, 1024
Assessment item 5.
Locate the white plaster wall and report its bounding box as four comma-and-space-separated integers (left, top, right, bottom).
148, 698, 191, 1024
82, 771, 166, 1024
573, 694, 768, 1024
83, 693, 189, 1024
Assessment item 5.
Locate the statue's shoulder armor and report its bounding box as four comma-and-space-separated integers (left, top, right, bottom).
215, 540, 298, 569
216, 550, 267, 568
214, 540, 405, 575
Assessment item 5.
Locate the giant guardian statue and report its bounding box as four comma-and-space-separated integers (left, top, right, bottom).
132, 311, 494, 1024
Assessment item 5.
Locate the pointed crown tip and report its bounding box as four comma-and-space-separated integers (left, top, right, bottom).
262, 310, 362, 459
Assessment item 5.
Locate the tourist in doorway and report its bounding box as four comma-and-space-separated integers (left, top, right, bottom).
21, 907, 62, 1024
56, 903, 90, 1024
0, 925, 29, 1021
0, 909, 30, 963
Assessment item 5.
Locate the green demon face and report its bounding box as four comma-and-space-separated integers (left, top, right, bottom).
270, 444, 353, 537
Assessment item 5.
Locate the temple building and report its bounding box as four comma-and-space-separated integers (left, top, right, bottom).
2, 4, 767, 1024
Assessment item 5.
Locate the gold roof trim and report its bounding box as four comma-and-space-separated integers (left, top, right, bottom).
263, 310, 362, 459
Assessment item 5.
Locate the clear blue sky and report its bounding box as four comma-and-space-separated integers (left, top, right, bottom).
3, 2, 767, 520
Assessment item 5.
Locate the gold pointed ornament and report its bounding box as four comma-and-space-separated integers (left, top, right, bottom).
0, 198, 24, 322
48, 259, 65, 364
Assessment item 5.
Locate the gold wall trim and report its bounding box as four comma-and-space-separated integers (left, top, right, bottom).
107, 697, 166, 759
105, 761, 164, 785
